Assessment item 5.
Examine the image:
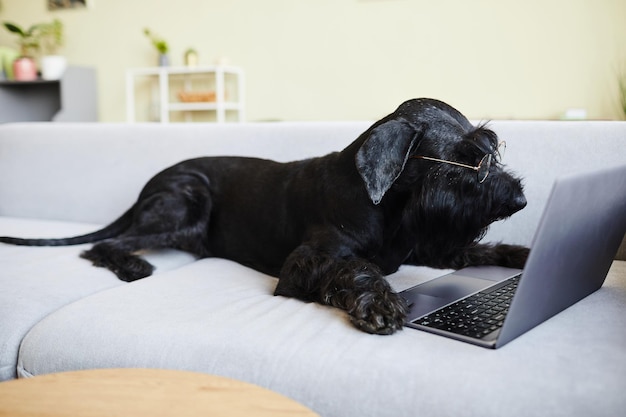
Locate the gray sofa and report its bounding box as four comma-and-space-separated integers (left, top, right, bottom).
1, 120, 625, 417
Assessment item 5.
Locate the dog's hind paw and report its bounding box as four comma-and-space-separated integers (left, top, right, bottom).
348, 290, 408, 335
81, 246, 155, 282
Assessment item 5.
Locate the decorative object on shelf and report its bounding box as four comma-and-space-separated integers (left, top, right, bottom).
3, 19, 67, 81
48, 0, 89, 10
2, 21, 40, 81
215, 56, 230, 66
184, 48, 198, 67
143, 28, 169, 67
561, 108, 587, 121
12, 57, 37, 81
39, 19, 66, 80
40, 55, 66, 80
177, 90, 216, 103
0, 47, 19, 80
3, 22, 40, 56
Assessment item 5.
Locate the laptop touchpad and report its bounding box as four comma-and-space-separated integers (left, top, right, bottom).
407, 275, 494, 301
403, 293, 449, 319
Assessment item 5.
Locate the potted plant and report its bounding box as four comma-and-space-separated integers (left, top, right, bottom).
143, 28, 169, 66
3, 21, 40, 81
39, 19, 66, 80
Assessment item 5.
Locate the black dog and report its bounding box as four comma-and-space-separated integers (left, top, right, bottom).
0, 98, 529, 335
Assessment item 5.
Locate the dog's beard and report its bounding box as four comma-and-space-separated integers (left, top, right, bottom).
405, 190, 488, 246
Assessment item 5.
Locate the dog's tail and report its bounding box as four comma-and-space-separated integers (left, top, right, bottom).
0, 207, 134, 247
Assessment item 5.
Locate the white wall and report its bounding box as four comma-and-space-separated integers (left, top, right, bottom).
1, 0, 625, 122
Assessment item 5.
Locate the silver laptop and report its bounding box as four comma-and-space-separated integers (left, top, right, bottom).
400, 164, 626, 348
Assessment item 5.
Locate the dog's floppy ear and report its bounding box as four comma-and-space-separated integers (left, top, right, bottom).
355, 119, 422, 205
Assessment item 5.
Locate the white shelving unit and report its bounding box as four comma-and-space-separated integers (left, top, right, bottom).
126, 66, 245, 123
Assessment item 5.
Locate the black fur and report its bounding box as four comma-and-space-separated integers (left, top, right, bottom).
0, 98, 529, 335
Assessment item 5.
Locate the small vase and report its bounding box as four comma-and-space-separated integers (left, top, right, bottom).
184, 49, 198, 67
159, 54, 169, 67
13, 57, 37, 81
41, 55, 67, 80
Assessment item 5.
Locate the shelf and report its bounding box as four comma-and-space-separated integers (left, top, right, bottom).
129, 65, 243, 77
0, 66, 97, 123
167, 102, 242, 112
125, 66, 245, 123
0, 79, 59, 86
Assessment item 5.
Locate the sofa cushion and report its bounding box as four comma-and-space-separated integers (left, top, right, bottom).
17, 257, 626, 417
0, 217, 196, 380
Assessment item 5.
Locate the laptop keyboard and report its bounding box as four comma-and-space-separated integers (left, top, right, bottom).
411, 274, 521, 339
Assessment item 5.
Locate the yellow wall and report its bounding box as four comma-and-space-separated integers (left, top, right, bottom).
1, 0, 625, 122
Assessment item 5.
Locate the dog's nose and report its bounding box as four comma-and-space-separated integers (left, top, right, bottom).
512, 193, 527, 212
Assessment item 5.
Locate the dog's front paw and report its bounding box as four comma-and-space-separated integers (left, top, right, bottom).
348, 289, 408, 335
497, 244, 530, 269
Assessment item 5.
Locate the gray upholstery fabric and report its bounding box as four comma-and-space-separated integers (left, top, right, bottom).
16, 259, 626, 417
1, 121, 625, 416
0, 217, 196, 380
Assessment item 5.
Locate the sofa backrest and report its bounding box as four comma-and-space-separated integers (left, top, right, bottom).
481, 121, 626, 255
1, 121, 625, 254
0, 122, 370, 224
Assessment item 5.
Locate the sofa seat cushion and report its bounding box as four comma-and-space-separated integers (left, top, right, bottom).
17, 257, 626, 417
0, 216, 197, 380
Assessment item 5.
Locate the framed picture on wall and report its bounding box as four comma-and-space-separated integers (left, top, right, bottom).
48, 0, 91, 10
